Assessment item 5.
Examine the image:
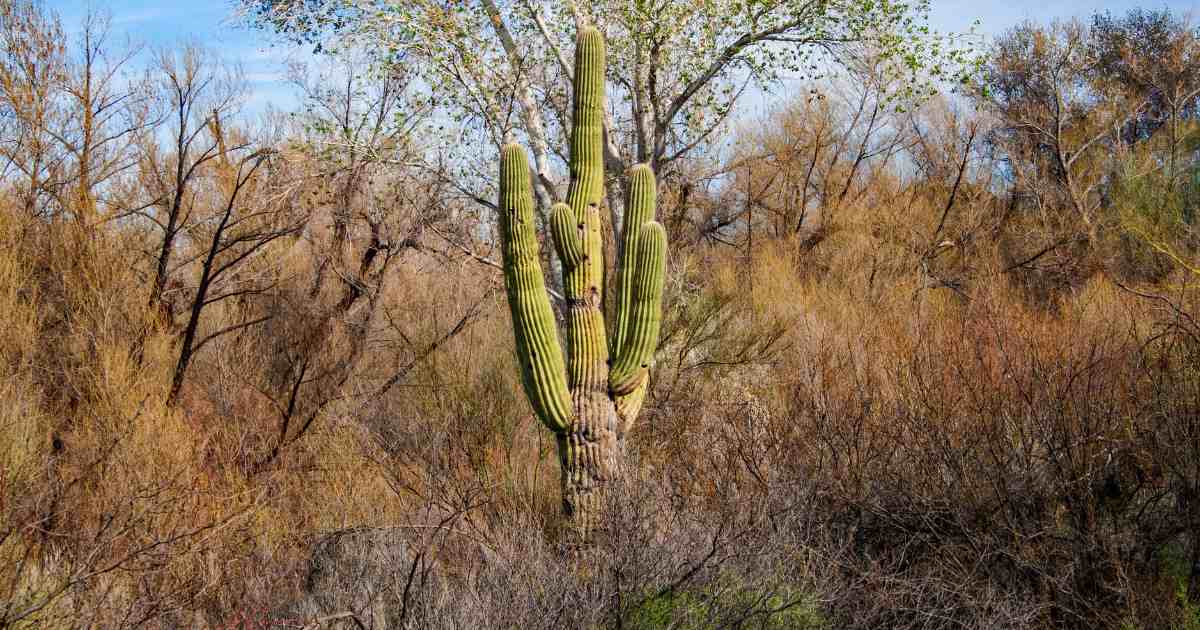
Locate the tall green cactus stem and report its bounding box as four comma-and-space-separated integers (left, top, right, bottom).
497, 27, 667, 530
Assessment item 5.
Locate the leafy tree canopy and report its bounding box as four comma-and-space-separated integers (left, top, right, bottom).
242, 0, 980, 214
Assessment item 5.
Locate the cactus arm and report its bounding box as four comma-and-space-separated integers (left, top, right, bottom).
612, 165, 660, 432
550, 202, 583, 269
498, 144, 572, 433
609, 222, 666, 396
612, 164, 657, 357
563, 26, 607, 303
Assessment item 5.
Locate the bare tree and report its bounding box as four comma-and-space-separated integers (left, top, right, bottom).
134, 45, 249, 317
983, 19, 1145, 249
1091, 9, 1200, 191
237, 56, 467, 472
721, 47, 914, 253
167, 143, 301, 404
49, 9, 151, 228
0, 0, 65, 217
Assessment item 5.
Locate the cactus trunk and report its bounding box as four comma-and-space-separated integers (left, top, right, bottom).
497, 27, 667, 532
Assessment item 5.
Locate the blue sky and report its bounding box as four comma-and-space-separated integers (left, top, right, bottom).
49, 1, 298, 113
933, 0, 1199, 30
44, 0, 1200, 115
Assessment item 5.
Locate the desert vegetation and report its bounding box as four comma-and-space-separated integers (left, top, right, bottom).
1, 0, 1200, 628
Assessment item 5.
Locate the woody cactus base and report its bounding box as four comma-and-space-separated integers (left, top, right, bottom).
498, 27, 666, 530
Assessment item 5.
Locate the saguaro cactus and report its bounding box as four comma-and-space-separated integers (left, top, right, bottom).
498, 27, 666, 529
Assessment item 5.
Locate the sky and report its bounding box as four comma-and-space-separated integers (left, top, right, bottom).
49, 1, 299, 113
43, 0, 1200, 116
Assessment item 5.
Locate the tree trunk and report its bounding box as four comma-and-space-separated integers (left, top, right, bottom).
557, 399, 622, 529
560, 263, 621, 528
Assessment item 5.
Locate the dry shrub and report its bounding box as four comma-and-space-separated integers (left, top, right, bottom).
0, 201, 262, 627
767, 273, 1199, 628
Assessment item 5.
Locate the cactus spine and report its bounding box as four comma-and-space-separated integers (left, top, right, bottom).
498, 27, 667, 529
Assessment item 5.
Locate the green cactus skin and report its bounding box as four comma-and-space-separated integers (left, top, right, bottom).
496, 27, 667, 530
610, 166, 666, 397
498, 145, 573, 434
